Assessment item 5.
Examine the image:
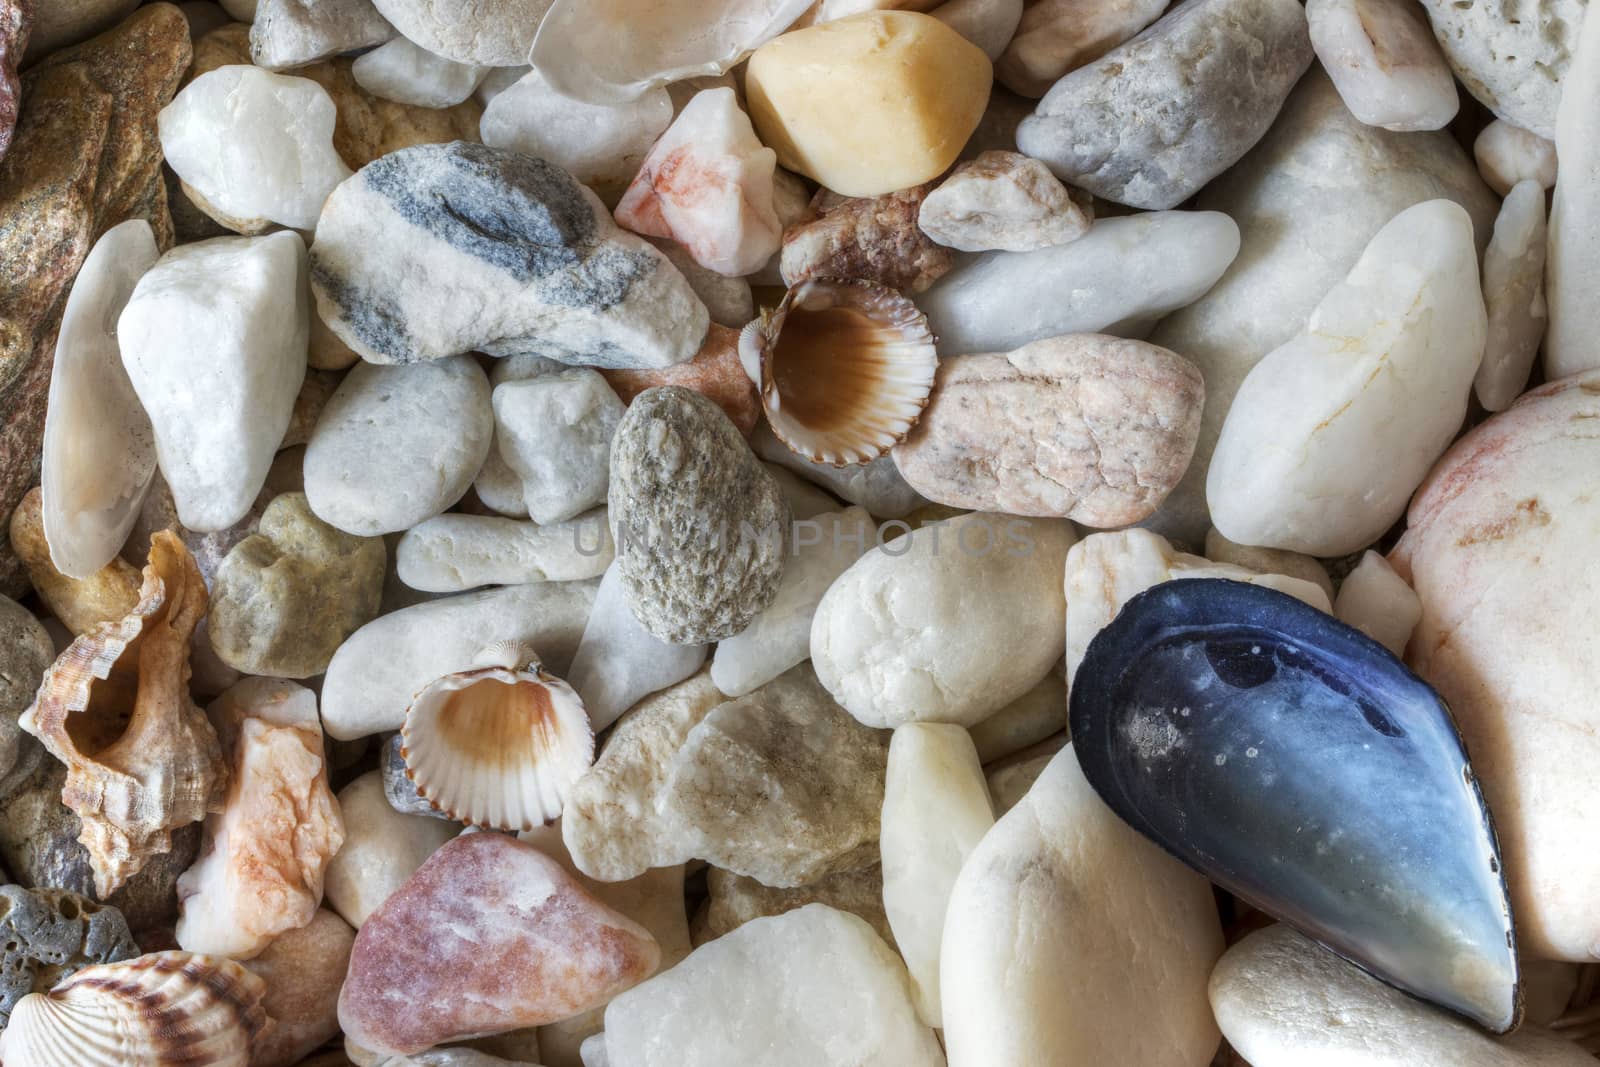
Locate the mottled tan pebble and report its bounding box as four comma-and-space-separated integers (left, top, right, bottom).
8, 487, 140, 634
779, 184, 955, 294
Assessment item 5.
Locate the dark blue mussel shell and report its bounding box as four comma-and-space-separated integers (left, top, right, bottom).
1070, 578, 1521, 1033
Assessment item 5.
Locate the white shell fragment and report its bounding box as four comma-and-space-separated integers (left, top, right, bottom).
352, 36, 489, 109
531, 0, 812, 105
1333, 550, 1421, 657
159, 65, 352, 233
40, 220, 160, 579
119, 233, 310, 533
1307, 0, 1458, 132
615, 88, 781, 277
1475, 179, 1548, 412
481, 69, 672, 202
1207, 200, 1487, 556
1541, 0, 1600, 381
402, 642, 595, 830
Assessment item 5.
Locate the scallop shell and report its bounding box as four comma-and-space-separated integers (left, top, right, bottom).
748, 277, 938, 467
0, 952, 269, 1067
18, 530, 228, 898
401, 642, 595, 831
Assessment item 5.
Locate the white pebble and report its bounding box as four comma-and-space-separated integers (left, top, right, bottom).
1543, 1, 1600, 381
491, 370, 623, 526
1473, 120, 1558, 197
352, 36, 489, 108
1475, 179, 1548, 412
395, 511, 614, 592
1333, 550, 1421, 657
1307, 0, 1457, 131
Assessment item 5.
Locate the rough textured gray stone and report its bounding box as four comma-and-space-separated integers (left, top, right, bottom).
1417, 0, 1586, 138
0, 596, 50, 793
309, 142, 708, 370
209, 491, 386, 677
0, 884, 138, 1026
609, 387, 788, 644
1017, 0, 1313, 209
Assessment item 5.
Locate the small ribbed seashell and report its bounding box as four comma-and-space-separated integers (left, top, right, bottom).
0, 952, 269, 1067
749, 276, 938, 467
401, 644, 595, 831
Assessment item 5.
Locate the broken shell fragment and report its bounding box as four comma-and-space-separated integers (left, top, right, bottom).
1069, 578, 1521, 1033
19, 532, 229, 899
748, 278, 938, 466
401, 642, 595, 831
0, 951, 268, 1067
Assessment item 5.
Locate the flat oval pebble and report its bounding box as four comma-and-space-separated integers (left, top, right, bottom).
1307, 0, 1457, 132
304, 356, 493, 537
811, 511, 1074, 727
892, 334, 1203, 526
396, 511, 613, 592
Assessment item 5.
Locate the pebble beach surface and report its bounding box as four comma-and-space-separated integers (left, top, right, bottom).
0, 0, 1598, 1065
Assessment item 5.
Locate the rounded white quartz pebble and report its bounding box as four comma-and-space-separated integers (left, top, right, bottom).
602, 904, 944, 1067
711, 506, 875, 698
481, 68, 672, 202
1207, 199, 1487, 556
941, 747, 1223, 1067
1541, 0, 1600, 381
305, 356, 493, 536
1475, 179, 1548, 412
1065, 529, 1333, 686
395, 511, 613, 592
917, 211, 1241, 355
159, 65, 352, 233
41, 219, 160, 579
1473, 120, 1558, 197
811, 512, 1075, 728
564, 564, 708, 734
320, 578, 598, 739
1307, 0, 1457, 131
352, 36, 489, 109
491, 370, 623, 526
119, 232, 309, 533
322, 771, 459, 928
1332, 550, 1421, 656
880, 723, 995, 1028
1211, 925, 1597, 1067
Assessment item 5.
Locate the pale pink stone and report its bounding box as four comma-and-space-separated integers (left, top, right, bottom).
614, 87, 782, 277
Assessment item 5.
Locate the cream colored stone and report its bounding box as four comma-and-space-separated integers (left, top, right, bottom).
1544, 6, 1600, 382
745, 11, 993, 197
322, 771, 458, 927
1308, 0, 1457, 131
1333, 550, 1420, 657
244, 908, 356, 1067
942, 746, 1223, 1066
1474, 120, 1558, 197
918, 150, 1090, 253
1477, 180, 1548, 413
881, 723, 994, 1027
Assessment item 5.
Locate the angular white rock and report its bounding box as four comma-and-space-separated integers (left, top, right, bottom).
1307, 0, 1457, 132
481, 68, 673, 201
471, 354, 565, 519
566, 564, 708, 734
396, 511, 614, 592
942, 747, 1223, 1067
119, 233, 309, 533
1473, 120, 1558, 197
1064, 529, 1333, 686
304, 357, 493, 536
530, 0, 813, 105
41, 219, 160, 579
880, 723, 994, 1028
1475, 179, 1548, 412
323, 771, 458, 927
1207, 200, 1486, 556
1211, 925, 1596, 1067
320, 579, 599, 739
250, 0, 395, 71
159, 65, 353, 232
811, 512, 1074, 728
352, 36, 489, 108
711, 506, 875, 698
918, 211, 1241, 355
1542, 0, 1600, 381
614, 88, 781, 277
603, 905, 944, 1067
753, 422, 926, 518
1332, 550, 1420, 657
491, 370, 623, 526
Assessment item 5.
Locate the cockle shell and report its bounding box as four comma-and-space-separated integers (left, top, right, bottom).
744, 277, 938, 467
0, 951, 269, 1067
400, 641, 594, 831
19, 531, 229, 898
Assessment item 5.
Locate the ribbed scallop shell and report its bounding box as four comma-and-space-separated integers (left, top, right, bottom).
401, 643, 595, 831
747, 277, 938, 467
0, 952, 268, 1067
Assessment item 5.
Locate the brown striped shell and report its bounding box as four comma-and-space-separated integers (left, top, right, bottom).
18, 531, 228, 897
0, 952, 270, 1067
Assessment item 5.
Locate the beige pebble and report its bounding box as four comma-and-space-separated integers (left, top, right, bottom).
1333, 550, 1420, 656
918, 150, 1091, 253
8, 488, 141, 635
244, 909, 356, 1067
1473, 119, 1558, 197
